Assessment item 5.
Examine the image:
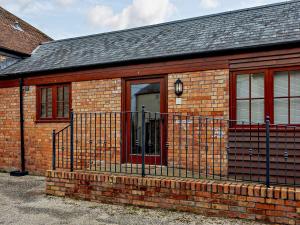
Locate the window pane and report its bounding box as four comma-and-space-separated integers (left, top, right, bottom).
41, 88, 52, 118
291, 98, 300, 124
64, 104, 69, 118
236, 75, 249, 98
47, 88, 52, 99
274, 71, 288, 97
47, 88, 52, 118
57, 87, 63, 102
57, 102, 63, 117
41, 103, 46, 118
237, 100, 249, 123
251, 99, 264, 123
64, 86, 69, 103
47, 104, 52, 117
251, 73, 264, 98
41, 88, 47, 103
41, 88, 47, 118
57, 87, 63, 118
57, 86, 69, 118
274, 98, 289, 124
290, 71, 300, 96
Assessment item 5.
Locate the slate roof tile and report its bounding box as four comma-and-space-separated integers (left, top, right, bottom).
1, 0, 300, 76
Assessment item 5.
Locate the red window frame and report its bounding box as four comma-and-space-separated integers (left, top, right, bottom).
230, 66, 300, 126
270, 67, 300, 125
230, 69, 268, 126
36, 83, 71, 123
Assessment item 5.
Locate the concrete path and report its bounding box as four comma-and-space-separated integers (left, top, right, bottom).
0, 173, 265, 225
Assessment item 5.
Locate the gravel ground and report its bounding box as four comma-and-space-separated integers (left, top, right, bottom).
0, 173, 265, 225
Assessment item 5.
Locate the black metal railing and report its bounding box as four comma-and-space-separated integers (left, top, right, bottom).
52, 108, 300, 187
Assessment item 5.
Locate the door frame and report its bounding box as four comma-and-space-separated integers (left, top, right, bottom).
121, 75, 168, 165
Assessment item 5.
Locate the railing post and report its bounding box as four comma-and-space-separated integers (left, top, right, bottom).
265, 116, 270, 188
141, 105, 146, 177
52, 129, 56, 170
70, 110, 74, 172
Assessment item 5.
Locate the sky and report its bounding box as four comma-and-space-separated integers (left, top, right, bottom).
0, 0, 289, 40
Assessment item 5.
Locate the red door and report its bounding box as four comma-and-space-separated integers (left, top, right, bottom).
123, 77, 167, 165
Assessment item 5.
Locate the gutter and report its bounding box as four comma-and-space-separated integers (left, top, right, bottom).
10, 78, 28, 176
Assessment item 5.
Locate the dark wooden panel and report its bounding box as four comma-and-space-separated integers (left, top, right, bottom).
0, 79, 19, 88
230, 48, 300, 70
22, 57, 228, 86
228, 130, 300, 185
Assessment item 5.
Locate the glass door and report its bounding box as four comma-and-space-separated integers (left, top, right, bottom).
124, 77, 166, 165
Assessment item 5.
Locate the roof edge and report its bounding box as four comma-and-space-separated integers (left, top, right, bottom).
0, 46, 30, 57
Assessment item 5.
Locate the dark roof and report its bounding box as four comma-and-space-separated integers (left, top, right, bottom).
1, 0, 300, 76
0, 7, 52, 55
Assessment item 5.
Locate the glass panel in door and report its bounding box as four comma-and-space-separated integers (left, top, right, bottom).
130, 83, 161, 156
124, 77, 166, 165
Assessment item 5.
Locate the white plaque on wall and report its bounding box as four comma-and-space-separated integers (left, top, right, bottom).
176, 98, 182, 105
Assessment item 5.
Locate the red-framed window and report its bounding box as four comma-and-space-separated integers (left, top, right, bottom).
230, 67, 300, 125
273, 70, 300, 124
36, 83, 71, 122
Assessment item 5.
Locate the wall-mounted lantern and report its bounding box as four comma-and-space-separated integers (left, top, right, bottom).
174, 79, 183, 96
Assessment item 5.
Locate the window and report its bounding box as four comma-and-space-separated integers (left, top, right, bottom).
57, 86, 70, 118
236, 73, 264, 124
40, 87, 52, 118
231, 68, 300, 125
37, 84, 71, 121
274, 70, 300, 124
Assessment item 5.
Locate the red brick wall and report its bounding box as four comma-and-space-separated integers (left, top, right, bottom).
0, 86, 62, 174
23, 86, 68, 174
167, 70, 229, 176
0, 87, 20, 171
71, 79, 122, 170
0, 70, 229, 174
72, 79, 121, 112
46, 170, 300, 225
0, 79, 122, 174
168, 70, 229, 117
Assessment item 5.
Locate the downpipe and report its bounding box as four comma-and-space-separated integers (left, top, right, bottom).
10, 78, 28, 176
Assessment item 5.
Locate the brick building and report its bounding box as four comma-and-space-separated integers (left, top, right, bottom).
0, 0, 300, 177
1, 1, 300, 223
0, 6, 52, 70
0, 6, 51, 173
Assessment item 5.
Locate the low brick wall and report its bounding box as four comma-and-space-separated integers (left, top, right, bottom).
46, 170, 300, 225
